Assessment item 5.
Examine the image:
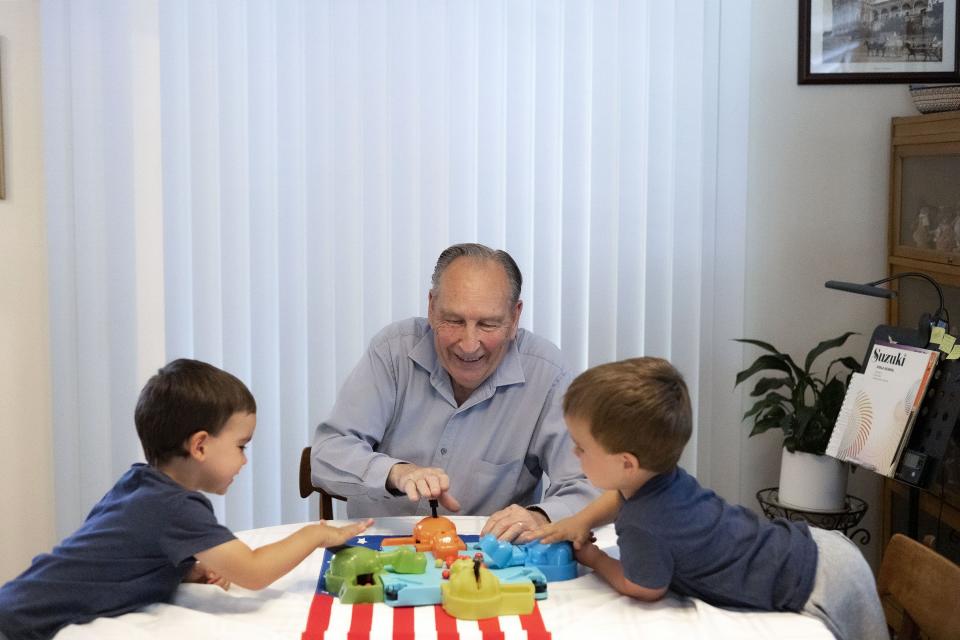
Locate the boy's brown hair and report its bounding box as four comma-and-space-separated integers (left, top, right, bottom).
135, 359, 257, 466
563, 357, 692, 473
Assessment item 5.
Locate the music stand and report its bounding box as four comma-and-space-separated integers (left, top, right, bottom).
827, 274, 959, 539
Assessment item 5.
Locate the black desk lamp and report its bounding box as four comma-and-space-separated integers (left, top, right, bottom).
825, 271, 949, 347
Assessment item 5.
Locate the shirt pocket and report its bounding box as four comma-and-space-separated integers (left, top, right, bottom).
475, 456, 523, 478
461, 457, 542, 514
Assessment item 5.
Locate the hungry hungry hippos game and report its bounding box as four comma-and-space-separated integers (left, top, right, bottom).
315, 513, 576, 621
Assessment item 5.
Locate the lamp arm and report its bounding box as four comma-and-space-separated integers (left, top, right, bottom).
825, 271, 950, 327
866, 272, 947, 324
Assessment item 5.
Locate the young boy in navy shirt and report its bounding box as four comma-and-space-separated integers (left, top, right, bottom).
0, 359, 372, 640
524, 357, 887, 640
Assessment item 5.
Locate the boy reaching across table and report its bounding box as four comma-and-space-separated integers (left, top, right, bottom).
0, 359, 371, 640
521, 357, 887, 640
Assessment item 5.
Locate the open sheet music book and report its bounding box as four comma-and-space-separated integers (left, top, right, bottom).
826, 341, 939, 477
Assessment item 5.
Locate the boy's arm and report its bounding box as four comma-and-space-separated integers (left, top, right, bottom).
521, 490, 622, 546
184, 561, 231, 590
573, 490, 622, 527
576, 543, 667, 602
195, 519, 372, 591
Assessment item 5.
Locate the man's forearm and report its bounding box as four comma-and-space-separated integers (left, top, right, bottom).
312, 432, 402, 499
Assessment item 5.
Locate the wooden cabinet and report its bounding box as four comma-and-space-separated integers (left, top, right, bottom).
885, 112, 960, 564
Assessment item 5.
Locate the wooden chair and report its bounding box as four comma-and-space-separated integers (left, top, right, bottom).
877, 533, 960, 640
298, 446, 346, 520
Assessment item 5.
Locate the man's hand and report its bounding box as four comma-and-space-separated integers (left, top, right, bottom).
480, 504, 548, 542
518, 513, 594, 549
387, 463, 461, 512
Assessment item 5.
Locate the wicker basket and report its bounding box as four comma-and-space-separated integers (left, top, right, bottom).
909, 84, 960, 114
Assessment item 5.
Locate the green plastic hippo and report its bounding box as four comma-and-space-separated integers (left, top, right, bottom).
324, 546, 427, 604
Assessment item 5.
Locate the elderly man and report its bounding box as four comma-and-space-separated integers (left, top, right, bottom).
311, 243, 597, 539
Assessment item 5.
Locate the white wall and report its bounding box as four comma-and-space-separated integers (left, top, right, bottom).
0, 0, 928, 579
744, 2, 917, 569
0, 0, 54, 582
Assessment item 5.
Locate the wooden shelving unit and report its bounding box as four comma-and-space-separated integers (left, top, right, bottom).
884, 112, 960, 564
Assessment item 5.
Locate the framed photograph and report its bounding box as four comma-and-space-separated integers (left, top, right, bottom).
799, 0, 960, 84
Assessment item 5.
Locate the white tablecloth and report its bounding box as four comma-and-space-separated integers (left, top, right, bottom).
55, 516, 831, 639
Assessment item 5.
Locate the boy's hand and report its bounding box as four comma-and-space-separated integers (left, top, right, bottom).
185, 561, 231, 591
317, 518, 374, 548
519, 514, 594, 549
203, 569, 231, 590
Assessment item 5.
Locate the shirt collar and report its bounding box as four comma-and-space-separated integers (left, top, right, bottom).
409, 325, 526, 406
626, 466, 679, 501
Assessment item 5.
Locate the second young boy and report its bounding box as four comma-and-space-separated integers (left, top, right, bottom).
524, 357, 887, 640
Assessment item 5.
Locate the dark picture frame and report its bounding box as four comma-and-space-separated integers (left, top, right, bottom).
799, 0, 960, 84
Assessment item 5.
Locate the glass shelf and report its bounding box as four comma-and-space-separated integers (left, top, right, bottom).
895, 152, 960, 264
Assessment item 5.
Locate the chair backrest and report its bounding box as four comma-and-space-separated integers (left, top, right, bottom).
877, 533, 960, 640
299, 446, 346, 520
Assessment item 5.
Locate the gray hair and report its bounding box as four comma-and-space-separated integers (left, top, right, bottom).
431, 243, 523, 306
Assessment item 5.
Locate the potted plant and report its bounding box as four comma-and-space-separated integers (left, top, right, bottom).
734, 332, 860, 511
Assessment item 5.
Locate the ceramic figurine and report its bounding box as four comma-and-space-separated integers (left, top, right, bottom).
935, 210, 956, 252
913, 207, 932, 248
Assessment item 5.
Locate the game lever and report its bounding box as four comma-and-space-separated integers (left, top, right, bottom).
380, 509, 467, 561
323, 514, 577, 619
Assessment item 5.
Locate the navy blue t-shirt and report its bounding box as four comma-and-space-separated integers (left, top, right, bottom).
0, 464, 235, 640
616, 466, 817, 612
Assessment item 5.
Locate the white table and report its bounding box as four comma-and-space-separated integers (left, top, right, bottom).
55, 516, 831, 639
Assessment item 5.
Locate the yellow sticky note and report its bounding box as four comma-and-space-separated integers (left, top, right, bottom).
948, 345, 960, 360
930, 326, 946, 345
940, 333, 956, 354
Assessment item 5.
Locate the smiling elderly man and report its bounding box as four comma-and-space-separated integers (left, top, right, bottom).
311, 243, 597, 540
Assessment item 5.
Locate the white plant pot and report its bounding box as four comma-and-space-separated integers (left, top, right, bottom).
778, 448, 848, 512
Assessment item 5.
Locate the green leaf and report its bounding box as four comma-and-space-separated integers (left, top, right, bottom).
734, 338, 784, 355
824, 355, 862, 381
819, 378, 847, 419
750, 415, 782, 437
792, 405, 816, 441
783, 435, 797, 452
791, 377, 813, 408
796, 415, 831, 454
749, 376, 792, 396
742, 392, 790, 419
778, 410, 796, 437
735, 355, 793, 386
804, 332, 858, 372
836, 356, 862, 373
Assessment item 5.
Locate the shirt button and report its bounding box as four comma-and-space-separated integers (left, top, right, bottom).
440, 448, 447, 455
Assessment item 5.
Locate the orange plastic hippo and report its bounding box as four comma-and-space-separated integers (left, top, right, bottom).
381, 515, 466, 561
